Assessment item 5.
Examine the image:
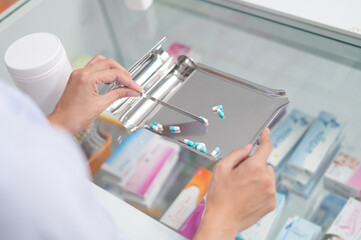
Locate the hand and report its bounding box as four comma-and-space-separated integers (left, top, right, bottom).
47, 55, 143, 133
193, 128, 276, 240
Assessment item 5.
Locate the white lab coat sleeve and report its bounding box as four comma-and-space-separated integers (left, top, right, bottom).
0, 80, 126, 240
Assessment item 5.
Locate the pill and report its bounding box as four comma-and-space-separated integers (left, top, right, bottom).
184, 139, 195, 147
200, 116, 209, 126
199, 146, 207, 154
211, 147, 220, 157
149, 124, 159, 131
169, 126, 181, 133
153, 122, 163, 131
194, 142, 206, 148
212, 105, 223, 112
196, 145, 205, 150
218, 110, 225, 119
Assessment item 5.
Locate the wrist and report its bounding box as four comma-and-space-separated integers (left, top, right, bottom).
47, 110, 78, 133
193, 210, 238, 240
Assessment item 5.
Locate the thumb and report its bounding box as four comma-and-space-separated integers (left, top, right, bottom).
101, 87, 140, 108
220, 144, 253, 170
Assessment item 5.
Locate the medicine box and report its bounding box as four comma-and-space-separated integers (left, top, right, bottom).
100, 128, 181, 208
276, 216, 321, 240
236, 192, 286, 240
324, 152, 361, 200
287, 111, 344, 180
267, 108, 313, 169
280, 137, 341, 189
101, 128, 156, 184
322, 198, 361, 240
160, 168, 212, 230
310, 193, 347, 231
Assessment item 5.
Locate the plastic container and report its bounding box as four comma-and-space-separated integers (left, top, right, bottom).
4, 32, 72, 114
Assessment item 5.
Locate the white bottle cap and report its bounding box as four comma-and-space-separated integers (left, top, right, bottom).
4, 32, 72, 114
5, 33, 65, 80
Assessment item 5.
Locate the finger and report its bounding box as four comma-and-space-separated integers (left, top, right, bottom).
86, 58, 131, 79
86, 54, 107, 66
252, 128, 273, 164
91, 69, 143, 93
219, 144, 253, 170
100, 87, 140, 108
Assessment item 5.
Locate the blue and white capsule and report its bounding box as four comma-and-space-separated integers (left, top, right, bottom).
200, 116, 209, 126
218, 110, 225, 119
196, 146, 207, 154
153, 122, 163, 131
212, 105, 223, 112
194, 142, 205, 148
169, 126, 181, 133
211, 147, 220, 158
184, 139, 195, 148
149, 123, 159, 131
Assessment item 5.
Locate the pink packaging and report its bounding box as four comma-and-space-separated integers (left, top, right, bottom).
167, 43, 191, 59
123, 147, 174, 196
323, 198, 361, 240
177, 198, 206, 239
324, 152, 361, 199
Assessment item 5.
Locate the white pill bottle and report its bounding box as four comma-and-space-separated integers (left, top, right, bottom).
5, 32, 72, 114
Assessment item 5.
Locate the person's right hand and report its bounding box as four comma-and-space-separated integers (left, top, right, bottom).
193, 128, 276, 240
47, 55, 143, 133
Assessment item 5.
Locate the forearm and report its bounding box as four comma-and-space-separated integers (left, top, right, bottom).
193, 212, 237, 240
46, 111, 80, 133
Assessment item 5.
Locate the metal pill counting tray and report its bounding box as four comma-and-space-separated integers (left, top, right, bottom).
106, 38, 289, 159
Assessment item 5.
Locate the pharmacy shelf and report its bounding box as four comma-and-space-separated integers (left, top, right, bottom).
96, 0, 361, 239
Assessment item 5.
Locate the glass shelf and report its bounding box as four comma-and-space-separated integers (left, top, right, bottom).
95, 0, 361, 239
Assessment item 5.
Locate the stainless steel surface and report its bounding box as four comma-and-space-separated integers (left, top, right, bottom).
107, 38, 288, 158
109, 41, 203, 131
117, 58, 180, 131
140, 92, 205, 124
107, 38, 170, 114
148, 57, 289, 158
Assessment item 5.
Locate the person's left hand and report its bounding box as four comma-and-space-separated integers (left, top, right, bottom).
47, 55, 143, 133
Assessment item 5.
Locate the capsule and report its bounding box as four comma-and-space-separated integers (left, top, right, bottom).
198, 146, 207, 154
200, 116, 209, 126
211, 147, 220, 157
212, 105, 223, 112
184, 139, 195, 148
194, 142, 205, 148
218, 110, 225, 119
153, 122, 163, 131
149, 123, 159, 131
169, 126, 181, 133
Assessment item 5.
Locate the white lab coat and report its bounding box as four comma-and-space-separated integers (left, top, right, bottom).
0, 80, 125, 240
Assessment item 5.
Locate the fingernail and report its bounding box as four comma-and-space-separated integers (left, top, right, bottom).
265, 128, 270, 135
127, 91, 140, 97
244, 144, 252, 151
